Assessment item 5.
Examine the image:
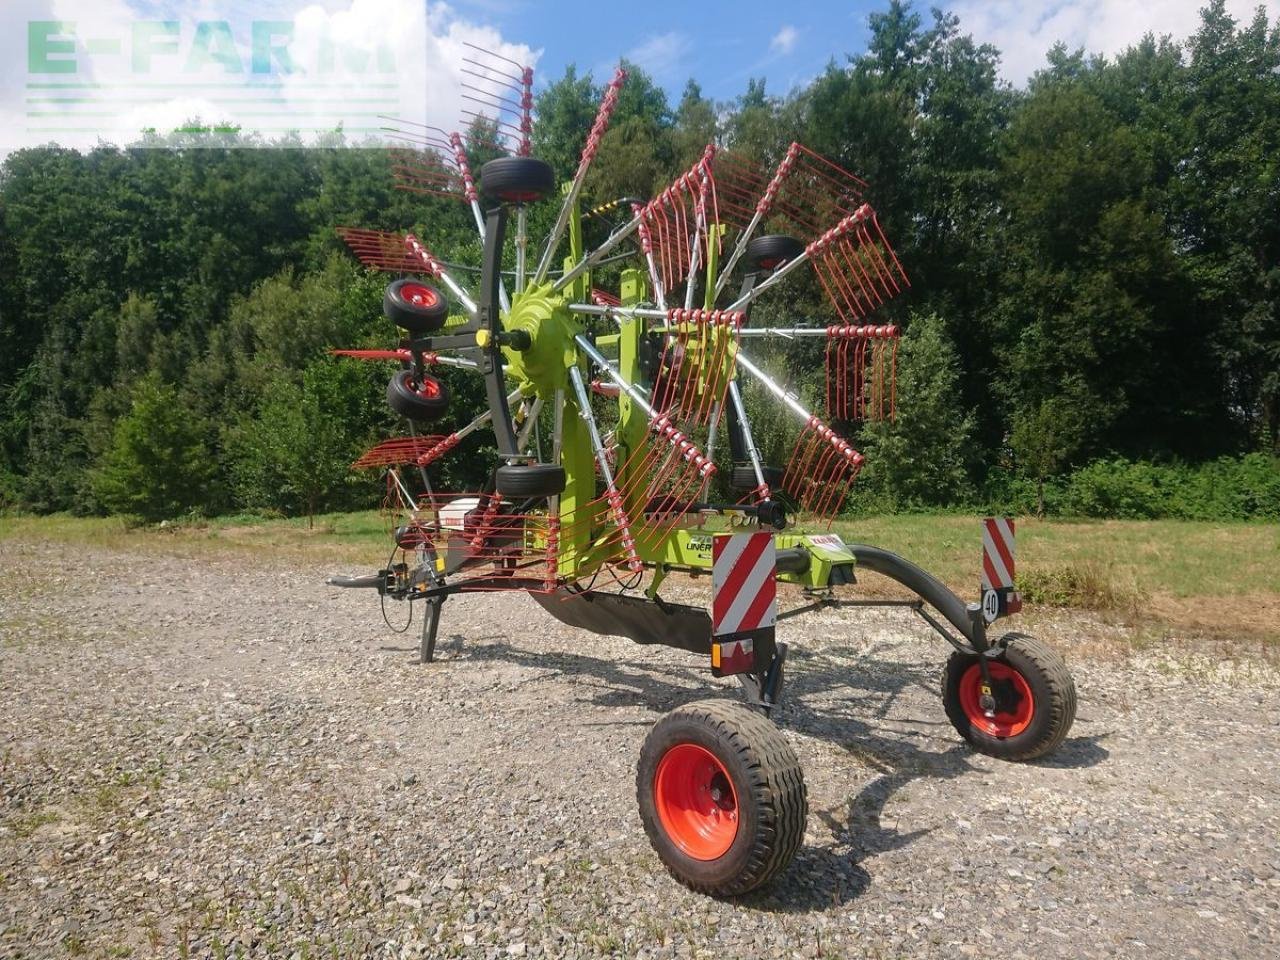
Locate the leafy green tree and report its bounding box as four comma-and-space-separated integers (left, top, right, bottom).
114, 294, 161, 382
1010, 395, 1087, 516
91, 374, 216, 520
1, 1, 1278, 520
533, 66, 602, 182
672, 81, 718, 170
1178, 0, 1280, 452
584, 62, 675, 200
857, 312, 976, 507
226, 358, 377, 523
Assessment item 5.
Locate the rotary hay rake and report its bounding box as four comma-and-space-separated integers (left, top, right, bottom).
329, 56, 1078, 897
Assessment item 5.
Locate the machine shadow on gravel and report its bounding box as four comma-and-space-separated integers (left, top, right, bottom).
455, 636, 1108, 910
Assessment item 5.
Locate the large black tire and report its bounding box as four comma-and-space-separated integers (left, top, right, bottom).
729, 463, 785, 491
494, 463, 566, 498
387, 370, 450, 422
744, 234, 804, 272
637, 699, 806, 897
480, 157, 556, 205
942, 633, 1077, 762
383, 279, 448, 334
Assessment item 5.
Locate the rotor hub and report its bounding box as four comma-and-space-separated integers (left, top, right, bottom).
499, 284, 580, 395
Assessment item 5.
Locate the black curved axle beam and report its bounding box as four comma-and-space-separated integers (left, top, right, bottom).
845, 544, 989, 652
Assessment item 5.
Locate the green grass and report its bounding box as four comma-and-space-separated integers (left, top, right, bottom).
0, 511, 391, 564
831, 515, 1280, 642
831, 515, 1280, 601
3, 510, 1278, 641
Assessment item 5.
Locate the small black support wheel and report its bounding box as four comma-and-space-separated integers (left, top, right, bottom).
480, 157, 556, 205
387, 370, 450, 422
637, 699, 807, 897
494, 463, 566, 498
383, 279, 448, 334
744, 234, 805, 272
942, 633, 1077, 762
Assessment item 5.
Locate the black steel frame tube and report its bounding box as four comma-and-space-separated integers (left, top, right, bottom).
480, 205, 520, 458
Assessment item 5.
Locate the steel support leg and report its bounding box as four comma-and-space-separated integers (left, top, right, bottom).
420, 595, 444, 664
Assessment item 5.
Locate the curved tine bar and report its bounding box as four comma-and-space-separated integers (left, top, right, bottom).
713, 143, 802, 298
635, 211, 668, 310
462, 40, 528, 75
552, 213, 643, 295
723, 204, 876, 314
441, 132, 511, 314
682, 169, 711, 311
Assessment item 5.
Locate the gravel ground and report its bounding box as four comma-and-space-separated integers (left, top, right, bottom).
1, 538, 1278, 960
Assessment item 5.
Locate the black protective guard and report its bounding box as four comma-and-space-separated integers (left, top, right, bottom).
530, 588, 712, 654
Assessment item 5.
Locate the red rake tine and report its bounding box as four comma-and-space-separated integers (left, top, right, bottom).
854, 223, 899, 299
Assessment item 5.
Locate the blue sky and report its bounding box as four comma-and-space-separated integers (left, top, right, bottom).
436, 0, 1279, 101
3, 1, 1275, 155
446, 0, 879, 103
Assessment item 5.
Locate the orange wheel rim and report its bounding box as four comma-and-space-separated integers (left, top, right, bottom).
400, 282, 439, 308
654, 743, 739, 860
959, 661, 1035, 738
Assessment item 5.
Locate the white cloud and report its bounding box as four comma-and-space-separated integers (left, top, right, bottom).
625, 31, 691, 81
770, 25, 799, 57
952, 0, 1280, 83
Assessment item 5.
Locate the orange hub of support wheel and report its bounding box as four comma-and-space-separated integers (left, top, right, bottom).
959, 661, 1035, 738
399, 282, 440, 309
653, 743, 739, 860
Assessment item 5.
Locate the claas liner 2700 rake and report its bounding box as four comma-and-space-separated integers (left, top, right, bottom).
329, 57, 1078, 897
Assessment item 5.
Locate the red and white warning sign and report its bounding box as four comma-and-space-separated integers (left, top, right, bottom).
710, 532, 777, 676
980, 517, 1022, 622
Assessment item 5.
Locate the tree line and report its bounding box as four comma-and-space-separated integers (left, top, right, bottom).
0, 0, 1276, 522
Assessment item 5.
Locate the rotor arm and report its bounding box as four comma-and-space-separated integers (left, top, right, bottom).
533, 67, 627, 286
723, 204, 874, 313
552, 214, 643, 295
404, 233, 479, 317
712, 143, 803, 298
